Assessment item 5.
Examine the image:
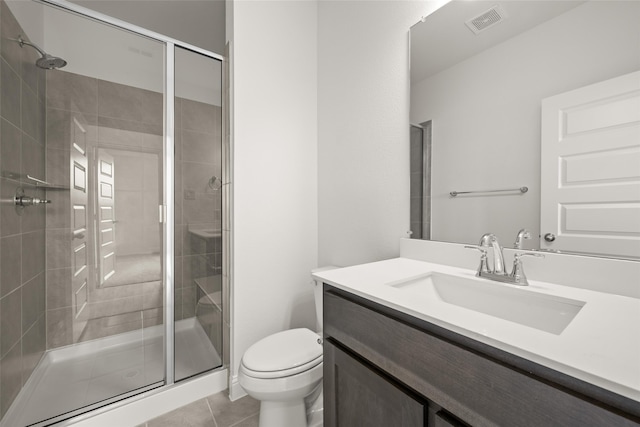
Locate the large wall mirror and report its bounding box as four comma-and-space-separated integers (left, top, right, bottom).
410, 0, 640, 260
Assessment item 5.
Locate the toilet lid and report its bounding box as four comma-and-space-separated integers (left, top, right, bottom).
242, 328, 322, 376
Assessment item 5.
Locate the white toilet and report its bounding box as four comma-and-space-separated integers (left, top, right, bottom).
239, 267, 336, 427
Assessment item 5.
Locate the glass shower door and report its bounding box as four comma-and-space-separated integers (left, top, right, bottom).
0, 1, 167, 425
174, 46, 224, 381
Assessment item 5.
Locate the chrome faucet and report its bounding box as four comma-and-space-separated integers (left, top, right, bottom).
479, 233, 506, 274
466, 231, 544, 286
513, 228, 531, 249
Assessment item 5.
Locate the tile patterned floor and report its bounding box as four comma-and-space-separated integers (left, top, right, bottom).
137, 391, 260, 427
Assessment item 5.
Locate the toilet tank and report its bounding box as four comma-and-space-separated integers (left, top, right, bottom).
311, 266, 339, 332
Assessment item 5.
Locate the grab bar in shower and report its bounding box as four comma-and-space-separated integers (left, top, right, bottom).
450, 186, 528, 197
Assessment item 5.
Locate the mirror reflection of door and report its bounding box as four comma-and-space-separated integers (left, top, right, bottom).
410, 0, 640, 259
97, 150, 116, 285
410, 121, 432, 240
96, 148, 162, 288
540, 71, 640, 258
71, 116, 90, 342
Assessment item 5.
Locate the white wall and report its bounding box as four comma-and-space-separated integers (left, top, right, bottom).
229, 0, 318, 396
71, 0, 226, 54
42, 1, 222, 105
43, 4, 165, 93
4, 1, 222, 105
317, 1, 447, 268
5, 0, 44, 46
411, 1, 640, 247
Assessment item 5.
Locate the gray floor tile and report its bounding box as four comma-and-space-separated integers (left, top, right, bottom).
230, 414, 259, 427
147, 398, 214, 427
207, 392, 260, 427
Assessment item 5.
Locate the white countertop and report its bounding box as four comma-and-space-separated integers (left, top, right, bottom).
313, 257, 640, 403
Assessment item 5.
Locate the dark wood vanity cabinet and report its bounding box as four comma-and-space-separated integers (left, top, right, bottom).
323, 285, 640, 427
324, 340, 426, 426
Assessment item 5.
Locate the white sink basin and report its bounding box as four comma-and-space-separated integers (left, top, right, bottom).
388, 272, 585, 335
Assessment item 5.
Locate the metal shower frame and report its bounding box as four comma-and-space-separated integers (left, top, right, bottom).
33, 0, 226, 423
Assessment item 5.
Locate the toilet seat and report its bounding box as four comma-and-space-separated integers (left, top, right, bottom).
241, 355, 322, 379
241, 328, 323, 379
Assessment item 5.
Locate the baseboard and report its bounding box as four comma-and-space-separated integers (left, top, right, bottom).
228, 373, 247, 401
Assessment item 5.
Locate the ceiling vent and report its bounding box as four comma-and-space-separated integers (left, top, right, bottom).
465, 5, 508, 35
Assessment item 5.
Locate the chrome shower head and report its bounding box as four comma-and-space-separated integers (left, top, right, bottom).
13, 35, 67, 70
35, 55, 67, 70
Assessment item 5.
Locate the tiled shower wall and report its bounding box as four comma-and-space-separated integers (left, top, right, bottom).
174, 97, 222, 323
45, 69, 165, 348
0, 0, 47, 418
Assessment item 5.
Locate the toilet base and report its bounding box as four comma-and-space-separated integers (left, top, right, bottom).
307, 407, 323, 427
306, 388, 323, 427
259, 399, 307, 427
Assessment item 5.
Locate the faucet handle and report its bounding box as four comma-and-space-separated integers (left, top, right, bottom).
465, 245, 486, 253
465, 245, 491, 275
514, 252, 545, 260
511, 252, 544, 285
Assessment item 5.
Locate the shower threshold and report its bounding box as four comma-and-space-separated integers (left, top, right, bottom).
2, 318, 221, 427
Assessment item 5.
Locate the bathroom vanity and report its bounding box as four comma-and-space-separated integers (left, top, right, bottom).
316, 257, 640, 427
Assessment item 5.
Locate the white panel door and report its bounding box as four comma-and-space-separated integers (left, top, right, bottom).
540, 71, 640, 258
97, 150, 117, 284
71, 116, 89, 341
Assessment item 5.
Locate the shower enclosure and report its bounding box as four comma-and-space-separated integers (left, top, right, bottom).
0, 1, 227, 425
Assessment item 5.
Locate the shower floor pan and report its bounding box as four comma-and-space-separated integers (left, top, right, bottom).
3, 318, 221, 427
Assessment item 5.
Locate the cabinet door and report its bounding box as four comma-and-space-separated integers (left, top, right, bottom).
434, 410, 468, 427
324, 340, 426, 427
